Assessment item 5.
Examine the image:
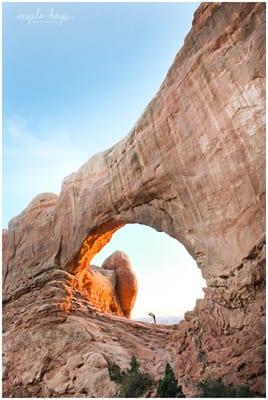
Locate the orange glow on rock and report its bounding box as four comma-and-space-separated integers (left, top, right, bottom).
75, 221, 124, 274
63, 221, 132, 317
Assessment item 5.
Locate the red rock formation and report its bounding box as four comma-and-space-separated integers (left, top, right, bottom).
3, 269, 172, 397
74, 253, 138, 318
102, 251, 138, 318
79, 265, 124, 317
3, 2, 265, 397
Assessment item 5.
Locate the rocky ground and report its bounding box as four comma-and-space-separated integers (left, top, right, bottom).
3, 237, 265, 397
3, 268, 177, 397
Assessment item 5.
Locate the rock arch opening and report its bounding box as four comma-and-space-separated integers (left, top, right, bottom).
75, 223, 206, 322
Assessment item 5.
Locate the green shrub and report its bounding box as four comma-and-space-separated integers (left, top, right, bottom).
119, 368, 153, 397
198, 378, 256, 397
108, 356, 153, 398
107, 361, 125, 384
157, 363, 185, 398
127, 355, 139, 374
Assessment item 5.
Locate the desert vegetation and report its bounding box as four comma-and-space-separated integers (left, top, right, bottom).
157, 363, 185, 397
108, 355, 153, 397
108, 356, 260, 398
108, 356, 185, 397
197, 378, 258, 398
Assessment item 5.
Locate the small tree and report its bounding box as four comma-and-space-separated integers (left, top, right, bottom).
119, 369, 153, 397
107, 361, 125, 384
128, 355, 139, 373
197, 378, 256, 397
157, 363, 185, 397
108, 356, 153, 397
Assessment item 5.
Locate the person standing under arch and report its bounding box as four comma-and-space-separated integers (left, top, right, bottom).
148, 312, 156, 324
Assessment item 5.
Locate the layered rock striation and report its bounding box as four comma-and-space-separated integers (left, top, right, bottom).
3, 2, 265, 397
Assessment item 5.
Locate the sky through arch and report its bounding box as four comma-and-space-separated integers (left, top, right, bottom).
91, 224, 206, 320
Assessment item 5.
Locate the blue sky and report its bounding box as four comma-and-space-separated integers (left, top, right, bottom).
3, 2, 205, 317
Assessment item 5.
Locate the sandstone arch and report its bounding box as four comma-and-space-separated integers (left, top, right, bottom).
3, 3, 265, 397
3, 3, 265, 292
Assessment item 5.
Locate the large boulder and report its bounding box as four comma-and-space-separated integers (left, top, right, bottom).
79, 265, 124, 316
102, 251, 138, 318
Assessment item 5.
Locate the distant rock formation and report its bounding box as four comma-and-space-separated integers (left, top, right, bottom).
3, 3, 265, 397
76, 251, 137, 318
102, 251, 138, 318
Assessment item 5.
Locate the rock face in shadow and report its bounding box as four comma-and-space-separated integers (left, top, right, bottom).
3, 3, 265, 397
